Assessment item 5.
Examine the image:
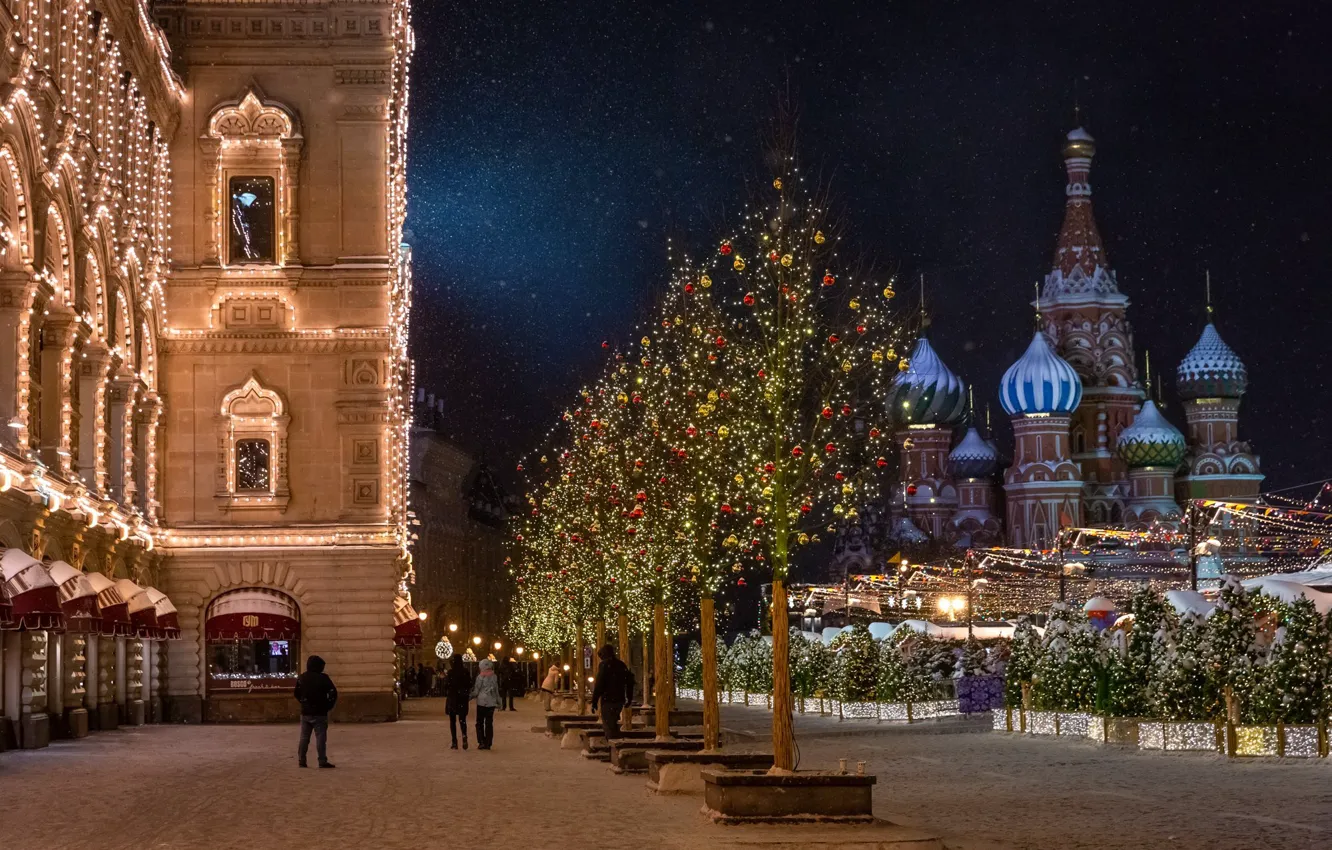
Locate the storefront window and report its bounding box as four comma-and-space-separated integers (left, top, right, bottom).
205, 588, 300, 693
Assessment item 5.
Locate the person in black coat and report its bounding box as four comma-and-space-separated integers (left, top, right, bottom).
590, 644, 634, 739
293, 655, 338, 768
443, 654, 473, 749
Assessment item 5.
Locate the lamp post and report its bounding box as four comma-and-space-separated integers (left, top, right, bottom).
966, 578, 988, 641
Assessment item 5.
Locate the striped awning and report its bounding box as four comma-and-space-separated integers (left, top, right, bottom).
393, 595, 423, 647
116, 579, 161, 639
85, 572, 133, 636
0, 549, 63, 631
45, 560, 101, 634
147, 587, 180, 639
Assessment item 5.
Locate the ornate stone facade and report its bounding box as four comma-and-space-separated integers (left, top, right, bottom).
2, 0, 415, 746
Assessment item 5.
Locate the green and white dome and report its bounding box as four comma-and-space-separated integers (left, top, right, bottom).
887, 337, 967, 427
1116, 400, 1186, 469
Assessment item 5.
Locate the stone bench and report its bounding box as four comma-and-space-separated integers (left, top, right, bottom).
544, 713, 594, 735
581, 731, 701, 761
648, 751, 776, 795
559, 720, 605, 749
637, 709, 704, 726
610, 738, 707, 773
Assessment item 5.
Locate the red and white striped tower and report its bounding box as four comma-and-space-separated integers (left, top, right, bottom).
1036, 128, 1144, 527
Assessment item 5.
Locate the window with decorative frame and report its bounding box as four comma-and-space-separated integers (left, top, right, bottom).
216, 375, 290, 512
203, 88, 303, 268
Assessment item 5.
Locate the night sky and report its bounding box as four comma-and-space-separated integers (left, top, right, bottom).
406, 1, 1330, 494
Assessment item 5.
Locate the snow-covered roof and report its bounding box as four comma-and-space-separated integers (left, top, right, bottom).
1083, 595, 1116, 612
1244, 577, 1332, 615
1165, 589, 1215, 618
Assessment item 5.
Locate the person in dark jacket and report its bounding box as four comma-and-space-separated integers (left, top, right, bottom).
294, 655, 338, 768
443, 654, 472, 749
590, 644, 634, 739
505, 657, 523, 710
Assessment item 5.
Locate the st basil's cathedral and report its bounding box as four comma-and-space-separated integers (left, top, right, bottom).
861, 126, 1263, 558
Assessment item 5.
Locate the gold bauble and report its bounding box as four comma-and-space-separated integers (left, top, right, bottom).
733, 257, 746, 271
849, 298, 860, 310
641, 336, 651, 346
871, 350, 884, 362
883, 286, 895, 299
700, 274, 712, 288
717, 425, 730, 438
661, 365, 671, 375
898, 359, 911, 372
780, 253, 793, 267
841, 359, 853, 373
814, 230, 826, 244
773, 177, 783, 190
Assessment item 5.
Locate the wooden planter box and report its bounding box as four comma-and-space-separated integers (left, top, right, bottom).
544, 713, 592, 735
646, 751, 775, 794
638, 708, 704, 727
582, 731, 701, 761
610, 738, 705, 773
701, 768, 875, 823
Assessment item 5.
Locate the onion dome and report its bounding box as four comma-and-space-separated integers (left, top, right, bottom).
886, 337, 966, 427
998, 332, 1083, 416
948, 427, 997, 478
1176, 323, 1248, 400
1116, 400, 1186, 468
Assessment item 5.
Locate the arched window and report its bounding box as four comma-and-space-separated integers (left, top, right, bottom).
216, 374, 290, 512
205, 588, 300, 694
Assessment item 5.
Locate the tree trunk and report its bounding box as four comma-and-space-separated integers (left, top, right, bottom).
701, 594, 721, 751
653, 602, 672, 739
575, 621, 587, 715
593, 618, 606, 703
771, 579, 795, 771
618, 611, 633, 729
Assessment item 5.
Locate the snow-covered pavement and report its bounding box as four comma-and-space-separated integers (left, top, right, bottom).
712, 701, 1332, 850
2, 697, 1326, 850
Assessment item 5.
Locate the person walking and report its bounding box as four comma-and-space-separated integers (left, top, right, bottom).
504, 657, 522, 710
294, 655, 338, 768
470, 658, 502, 749
443, 654, 472, 750
590, 644, 634, 740
540, 663, 561, 712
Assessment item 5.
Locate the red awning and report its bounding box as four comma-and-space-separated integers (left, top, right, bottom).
393, 594, 423, 647
85, 572, 133, 636
0, 578, 12, 628
147, 588, 180, 639
206, 588, 300, 641
1, 549, 64, 631
116, 579, 161, 639
46, 560, 101, 634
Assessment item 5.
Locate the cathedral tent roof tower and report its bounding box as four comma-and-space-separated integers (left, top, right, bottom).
1041, 127, 1123, 305
1116, 401, 1187, 469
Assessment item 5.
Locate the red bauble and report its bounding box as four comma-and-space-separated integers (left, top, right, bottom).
856, 324, 867, 334
635, 490, 647, 502
715, 336, 726, 347
825, 442, 837, 453
737, 578, 747, 587
753, 517, 765, 527
686, 426, 697, 437
876, 457, 888, 468
869, 427, 880, 438
842, 405, 853, 416
791, 446, 804, 457
721, 504, 733, 514
821, 406, 834, 419
906, 484, 918, 496
764, 462, 775, 472
684, 282, 694, 293
800, 503, 811, 513
823, 272, 836, 286
720, 241, 733, 255
757, 369, 767, 379
743, 292, 756, 306
768, 250, 779, 262
829, 334, 841, 345
835, 471, 845, 481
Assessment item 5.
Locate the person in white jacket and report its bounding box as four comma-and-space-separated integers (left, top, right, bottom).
470, 659, 503, 750
540, 663, 561, 712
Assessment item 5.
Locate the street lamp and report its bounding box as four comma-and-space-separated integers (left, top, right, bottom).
448, 623, 458, 633
418, 611, 428, 621
472, 636, 482, 646
493, 641, 503, 651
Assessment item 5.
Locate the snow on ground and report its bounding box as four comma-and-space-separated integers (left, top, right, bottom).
2, 697, 1328, 850
711, 701, 1332, 850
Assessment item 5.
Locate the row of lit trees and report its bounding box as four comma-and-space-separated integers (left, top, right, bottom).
507, 148, 910, 769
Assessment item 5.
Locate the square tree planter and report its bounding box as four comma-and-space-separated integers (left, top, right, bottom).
647, 751, 775, 794
701, 769, 875, 823
582, 730, 700, 761
611, 738, 705, 773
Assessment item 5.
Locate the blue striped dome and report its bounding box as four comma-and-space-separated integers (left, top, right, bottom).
886, 337, 967, 427
999, 332, 1083, 416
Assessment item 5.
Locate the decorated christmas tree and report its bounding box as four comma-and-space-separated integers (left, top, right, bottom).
1248, 597, 1329, 724
1031, 603, 1103, 712
832, 624, 878, 701
1148, 610, 1208, 721
680, 641, 705, 690
1004, 617, 1041, 708
1200, 575, 1259, 718
1107, 584, 1169, 717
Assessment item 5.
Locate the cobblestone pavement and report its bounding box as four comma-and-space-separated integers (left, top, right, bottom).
710, 701, 1332, 850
